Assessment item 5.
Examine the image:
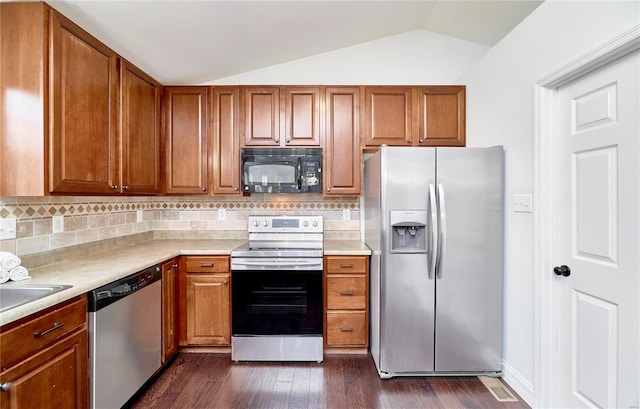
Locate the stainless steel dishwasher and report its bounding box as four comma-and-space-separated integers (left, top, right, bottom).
88, 264, 162, 409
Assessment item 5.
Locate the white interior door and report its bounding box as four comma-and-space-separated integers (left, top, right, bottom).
552, 49, 639, 408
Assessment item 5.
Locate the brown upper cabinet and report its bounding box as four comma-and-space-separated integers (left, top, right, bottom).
121, 62, 162, 194
242, 86, 321, 147
364, 87, 415, 147
323, 87, 361, 196
363, 86, 465, 148
163, 87, 209, 195
0, 2, 162, 196
211, 87, 241, 195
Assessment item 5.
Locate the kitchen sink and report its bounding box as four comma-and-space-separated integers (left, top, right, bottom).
0, 284, 72, 313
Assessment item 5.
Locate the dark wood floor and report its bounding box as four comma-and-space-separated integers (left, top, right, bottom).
130, 353, 530, 409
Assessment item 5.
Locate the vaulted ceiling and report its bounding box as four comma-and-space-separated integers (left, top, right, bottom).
48, 1, 543, 84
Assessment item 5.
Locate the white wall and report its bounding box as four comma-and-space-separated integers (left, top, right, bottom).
458, 0, 639, 404
208, 29, 489, 85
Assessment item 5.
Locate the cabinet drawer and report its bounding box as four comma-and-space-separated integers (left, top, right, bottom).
185, 256, 229, 273
326, 275, 366, 310
325, 256, 367, 274
326, 311, 367, 346
0, 296, 87, 370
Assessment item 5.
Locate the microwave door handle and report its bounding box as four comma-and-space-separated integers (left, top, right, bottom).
297, 157, 302, 190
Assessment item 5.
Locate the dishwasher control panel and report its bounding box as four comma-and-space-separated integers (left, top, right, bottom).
88, 264, 161, 312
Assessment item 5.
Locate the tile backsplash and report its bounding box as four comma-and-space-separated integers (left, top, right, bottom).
0, 195, 360, 256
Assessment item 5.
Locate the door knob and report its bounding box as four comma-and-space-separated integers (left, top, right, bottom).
553, 265, 571, 277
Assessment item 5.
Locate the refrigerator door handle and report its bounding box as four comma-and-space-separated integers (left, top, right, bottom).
428, 183, 438, 279
437, 183, 447, 279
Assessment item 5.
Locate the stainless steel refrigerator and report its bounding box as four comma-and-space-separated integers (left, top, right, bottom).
364, 146, 504, 378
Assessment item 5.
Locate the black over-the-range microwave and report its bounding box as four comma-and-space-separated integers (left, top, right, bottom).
241, 148, 322, 193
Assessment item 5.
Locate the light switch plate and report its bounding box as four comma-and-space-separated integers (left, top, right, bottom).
136, 210, 143, 222
52, 215, 64, 233
514, 194, 533, 213
218, 208, 226, 220
0, 218, 17, 240
342, 209, 351, 221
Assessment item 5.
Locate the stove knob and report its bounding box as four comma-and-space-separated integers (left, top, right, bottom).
303, 220, 308, 227
313, 220, 318, 227
263, 220, 269, 227
253, 220, 259, 227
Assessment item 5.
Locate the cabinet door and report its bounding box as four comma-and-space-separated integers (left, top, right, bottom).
161, 259, 179, 363
324, 87, 361, 196
243, 87, 280, 146
0, 329, 88, 409
363, 87, 415, 147
418, 86, 466, 146
185, 274, 230, 345
121, 62, 161, 194
163, 87, 209, 194
211, 87, 241, 195
49, 11, 119, 194
284, 87, 320, 146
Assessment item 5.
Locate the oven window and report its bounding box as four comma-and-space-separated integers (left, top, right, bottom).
232, 270, 322, 336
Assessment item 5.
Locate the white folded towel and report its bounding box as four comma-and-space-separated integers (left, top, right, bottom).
0, 251, 21, 270
0, 268, 9, 284
8, 266, 30, 281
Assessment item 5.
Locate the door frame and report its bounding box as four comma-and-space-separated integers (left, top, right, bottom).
532, 25, 640, 408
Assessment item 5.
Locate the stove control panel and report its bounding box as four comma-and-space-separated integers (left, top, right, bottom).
248, 215, 323, 233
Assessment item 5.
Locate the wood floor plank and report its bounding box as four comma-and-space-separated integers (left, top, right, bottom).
129, 353, 531, 409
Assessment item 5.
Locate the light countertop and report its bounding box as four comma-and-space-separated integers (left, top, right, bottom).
0, 239, 369, 326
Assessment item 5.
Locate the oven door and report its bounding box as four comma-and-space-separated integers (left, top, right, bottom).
232, 269, 322, 336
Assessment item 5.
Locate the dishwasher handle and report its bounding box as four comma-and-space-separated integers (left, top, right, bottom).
88, 264, 162, 312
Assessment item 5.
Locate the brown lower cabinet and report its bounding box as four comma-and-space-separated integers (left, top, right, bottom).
0, 296, 88, 409
324, 255, 369, 349
162, 258, 179, 362
179, 256, 231, 346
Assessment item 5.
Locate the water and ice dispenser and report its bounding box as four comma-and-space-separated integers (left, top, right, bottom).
389, 210, 428, 253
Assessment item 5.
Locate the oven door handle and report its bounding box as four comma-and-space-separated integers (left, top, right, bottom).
231, 260, 323, 269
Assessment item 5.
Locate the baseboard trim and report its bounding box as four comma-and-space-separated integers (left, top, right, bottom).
501, 360, 534, 407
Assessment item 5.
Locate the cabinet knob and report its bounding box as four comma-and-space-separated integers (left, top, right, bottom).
111, 185, 119, 190
172, 264, 178, 268
234, 187, 238, 192
123, 185, 129, 190
286, 139, 290, 143
223, 279, 228, 285
202, 187, 207, 192
0, 382, 11, 392
275, 138, 280, 144
327, 187, 331, 192
419, 139, 424, 143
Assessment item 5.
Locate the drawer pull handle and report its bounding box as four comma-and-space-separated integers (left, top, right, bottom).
33, 322, 64, 338
339, 290, 354, 296
339, 264, 354, 268
200, 263, 214, 267
339, 327, 354, 332
0, 382, 11, 392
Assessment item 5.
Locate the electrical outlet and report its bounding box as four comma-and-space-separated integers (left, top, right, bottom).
342, 209, 351, 221
218, 208, 226, 220
514, 194, 533, 213
52, 215, 64, 233
0, 218, 17, 240
136, 210, 143, 222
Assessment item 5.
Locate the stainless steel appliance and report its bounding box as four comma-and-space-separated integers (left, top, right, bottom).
231, 215, 323, 362
364, 146, 504, 378
241, 147, 322, 193
88, 265, 162, 409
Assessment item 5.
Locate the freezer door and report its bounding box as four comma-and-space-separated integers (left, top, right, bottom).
434, 147, 504, 373
379, 147, 437, 373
